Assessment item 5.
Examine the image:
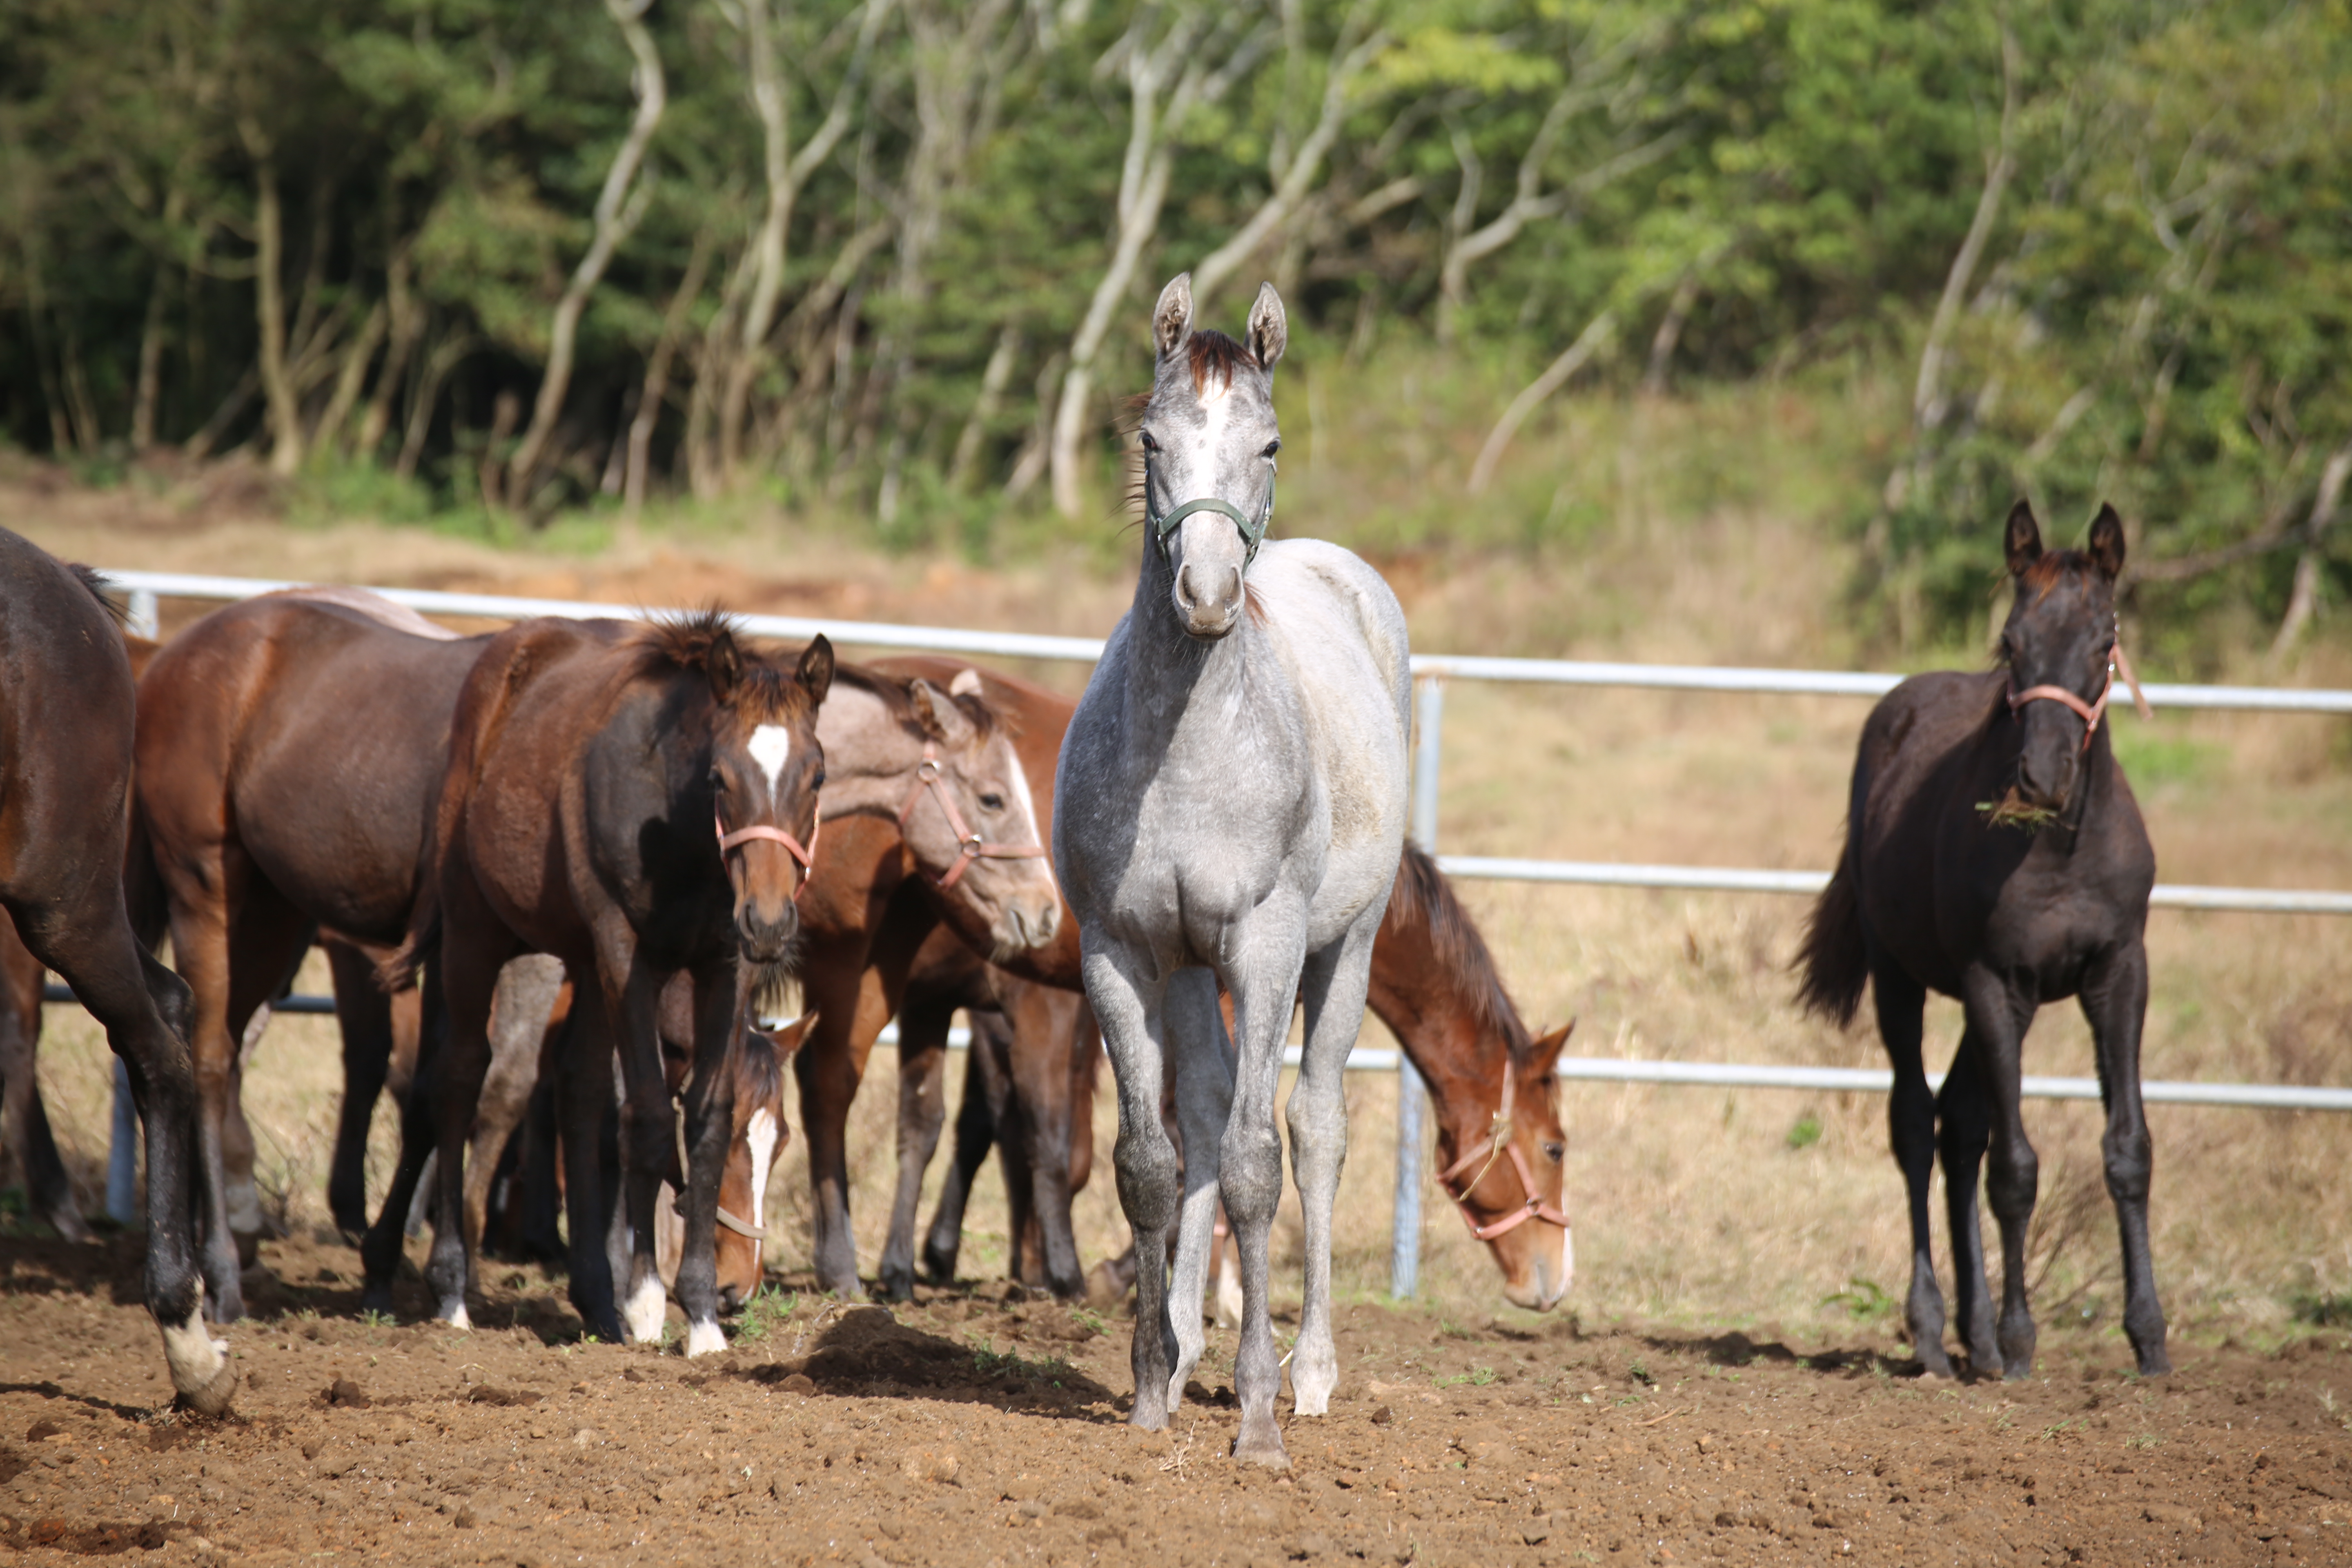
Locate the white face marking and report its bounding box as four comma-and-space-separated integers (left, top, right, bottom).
623, 1273, 667, 1345
1558, 1225, 1575, 1302
1003, 754, 1057, 892
1188, 374, 1234, 481
747, 725, 793, 804
745, 1107, 780, 1232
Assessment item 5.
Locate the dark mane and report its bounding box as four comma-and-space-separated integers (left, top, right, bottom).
1187, 329, 1252, 393
1388, 842, 1532, 1062
632, 608, 808, 720
736, 1027, 786, 1109
69, 564, 129, 624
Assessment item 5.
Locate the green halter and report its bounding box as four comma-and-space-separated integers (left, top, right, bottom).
1146, 459, 1275, 570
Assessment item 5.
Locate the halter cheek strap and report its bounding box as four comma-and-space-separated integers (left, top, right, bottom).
713, 811, 820, 902
2007, 641, 2152, 751
1434, 1062, 1572, 1241
898, 742, 1049, 891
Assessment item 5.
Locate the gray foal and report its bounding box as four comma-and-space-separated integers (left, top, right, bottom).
1054, 273, 1410, 1467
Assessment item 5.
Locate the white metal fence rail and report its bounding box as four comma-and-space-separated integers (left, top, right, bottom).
63, 570, 2352, 1290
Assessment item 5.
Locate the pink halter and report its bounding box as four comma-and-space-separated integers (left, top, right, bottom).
714, 811, 819, 902
1436, 1061, 1572, 1241
898, 742, 1050, 891
2007, 640, 2152, 751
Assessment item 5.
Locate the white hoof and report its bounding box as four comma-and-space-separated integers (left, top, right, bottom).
439, 1302, 473, 1331
160, 1305, 237, 1417
685, 1319, 726, 1359
623, 1274, 667, 1345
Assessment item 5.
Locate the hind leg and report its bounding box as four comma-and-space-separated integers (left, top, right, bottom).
0, 935, 90, 1241
1936, 1036, 2003, 1376
325, 942, 397, 1239
1873, 964, 1951, 1376
461, 956, 565, 1270
880, 991, 958, 1301
1004, 983, 1089, 1300
2081, 943, 2167, 1375
923, 1021, 1002, 1284
1287, 908, 1379, 1419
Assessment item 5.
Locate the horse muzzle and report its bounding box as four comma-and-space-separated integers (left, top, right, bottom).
1173, 560, 1243, 639
1501, 1225, 1574, 1312
735, 904, 800, 966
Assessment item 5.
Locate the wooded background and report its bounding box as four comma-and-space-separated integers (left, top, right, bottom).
2, 0, 2345, 646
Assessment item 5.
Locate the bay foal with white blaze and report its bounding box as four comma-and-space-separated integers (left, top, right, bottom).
1056, 275, 1410, 1467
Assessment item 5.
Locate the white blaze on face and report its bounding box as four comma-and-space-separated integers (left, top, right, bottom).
1187, 372, 1234, 483
747, 724, 793, 804
745, 1107, 780, 1232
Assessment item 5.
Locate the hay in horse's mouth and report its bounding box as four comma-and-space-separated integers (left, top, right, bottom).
1976, 790, 2060, 833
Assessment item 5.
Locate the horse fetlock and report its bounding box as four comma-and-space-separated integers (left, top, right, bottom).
622, 1271, 668, 1345
1288, 1337, 1338, 1417
160, 1304, 238, 1417
685, 1318, 727, 1358
438, 1298, 474, 1331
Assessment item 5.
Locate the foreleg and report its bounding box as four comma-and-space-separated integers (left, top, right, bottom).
1082, 941, 1178, 1431
2082, 943, 2168, 1375
1874, 964, 1949, 1376
1287, 909, 1379, 1417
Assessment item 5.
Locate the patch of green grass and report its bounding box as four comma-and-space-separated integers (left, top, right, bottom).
2111, 731, 2225, 790
357, 1308, 394, 1329
2291, 1292, 2352, 1327
1823, 1276, 1900, 1324
2125, 1432, 2163, 1451
1434, 1365, 1499, 1389
1785, 1114, 1823, 1151
967, 1337, 1073, 1385
733, 1285, 797, 1343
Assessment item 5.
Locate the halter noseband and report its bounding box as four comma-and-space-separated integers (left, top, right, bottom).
1145, 454, 1274, 570
898, 742, 1049, 891
2006, 637, 2152, 751
713, 812, 819, 902
1435, 1060, 1572, 1242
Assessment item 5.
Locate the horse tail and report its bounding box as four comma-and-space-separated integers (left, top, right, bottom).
122, 807, 169, 956
1793, 842, 1868, 1028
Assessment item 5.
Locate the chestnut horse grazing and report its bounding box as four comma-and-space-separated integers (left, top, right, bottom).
0, 535, 227, 1412
382, 614, 832, 1354
1057, 276, 1410, 1466
1799, 501, 2167, 1380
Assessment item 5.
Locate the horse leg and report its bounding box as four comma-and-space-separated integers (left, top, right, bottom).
359, 964, 445, 1314
672, 962, 742, 1357
1218, 901, 1312, 1469
1156, 968, 1231, 1407
2082, 943, 2167, 1376
556, 1001, 626, 1343
0, 938, 90, 1241
517, 1073, 566, 1263
922, 1022, 999, 1285
462, 955, 565, 1277
880, 989, 958, 1301
1287, 909, 1379, 1418
1006, 983, 1088, 1300
1935, 1034, 2002, 1376
422, 876, 517, 1328
606, 946, 675, 1344
1083, 941, 1180, 1430
1873, 963, 1950, 1376
160, 871, 250, 1322
325, 942, 397, 1240
1960, 968, 2042, 1379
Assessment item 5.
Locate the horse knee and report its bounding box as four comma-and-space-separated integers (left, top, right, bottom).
1985, 1140, 2039, 1220
2102, 1127, 2152, 1203
1218, 1125, 1282, 1224
1112, 1129, 1180, 1232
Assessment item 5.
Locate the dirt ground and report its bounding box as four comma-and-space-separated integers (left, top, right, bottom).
3, 1232, 2348, 1568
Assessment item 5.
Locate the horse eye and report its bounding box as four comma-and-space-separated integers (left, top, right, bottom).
707, 768, 726, 791
980, 792, 1004, 811
812, 765, 826, 791
1262, 439, 1281, 460
1543, 1142, 1565, 1163
1139, 431, 1159, 452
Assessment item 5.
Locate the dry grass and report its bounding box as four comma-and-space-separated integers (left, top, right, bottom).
13, 426, 2351, 1369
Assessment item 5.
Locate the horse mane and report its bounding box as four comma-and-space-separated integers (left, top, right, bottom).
1187, 329, 1253, 394
1388, 842, 1533, 1063
631, 608, 807, 721
2016, 549, 2099, 605
736, 1027, 785, 1110
835, 661, 1002, 743
67, 564, 128, 624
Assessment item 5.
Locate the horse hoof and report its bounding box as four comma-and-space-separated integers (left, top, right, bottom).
875, 1270, 914, 1303
685, 1319, 727, 1358
437, 1300, 473, 1331
1232, 1430, 1290, 1470
174, 1357, 240, 1418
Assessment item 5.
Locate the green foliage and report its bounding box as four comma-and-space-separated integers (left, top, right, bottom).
1823, 1276, 1898, 1324
1784, 1114, 1823, 1151
0, 0, 2339, 655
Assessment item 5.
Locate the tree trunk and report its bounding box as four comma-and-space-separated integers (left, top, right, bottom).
308, 299, 388, 466
2272, 440, 2352, 658
354, 243, 420, 461
949, 323, 1021, 491
395, 330, 475, 481
130, 190, 184, 454
625, 231, 715, 516
243, 145, 305, 477
505, 0, 667, 511
1466, 307, 1616, 495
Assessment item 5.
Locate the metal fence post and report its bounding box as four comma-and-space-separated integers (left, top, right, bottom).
1392, 677, 1444, 1298
125, 588, 159, 641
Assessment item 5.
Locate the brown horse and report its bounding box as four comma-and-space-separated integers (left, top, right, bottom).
652, 1009, 809, 1303
869, 657, 1574, 1309
0, 534, 229, 1411
132, 588, 494, 1320
379, 612, 833, 1352
1799, 501, 2166, 1380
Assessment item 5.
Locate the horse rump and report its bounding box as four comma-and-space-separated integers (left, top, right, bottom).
1793, 849, 1867, 1027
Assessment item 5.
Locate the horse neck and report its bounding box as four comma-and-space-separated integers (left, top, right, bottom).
1365, 922, 1515, 1136
812, 677, 927, 821
1118, 541, 1263, 732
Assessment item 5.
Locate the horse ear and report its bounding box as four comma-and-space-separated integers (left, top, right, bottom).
2003, 499, 2043, 577
706, 626, 742, 702
948, 667, 984, 698
1527, 1021, 1573, 1076
2087, 503, 2127, 580
765, 1011, 817, 1057
905, 677, 973, 745
1247, 281, 1287, 372
1152, 273, 1195, 360
797, 634, 835, 706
